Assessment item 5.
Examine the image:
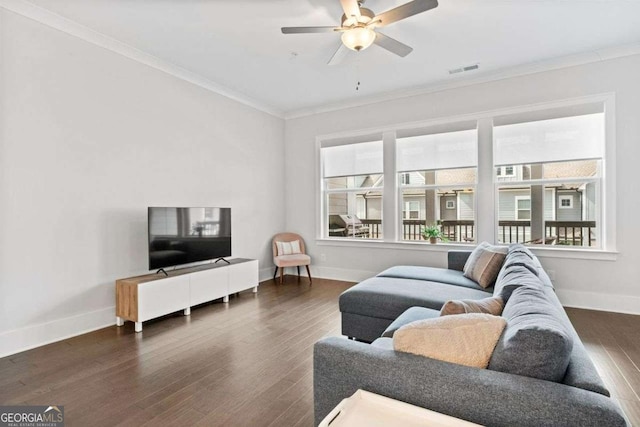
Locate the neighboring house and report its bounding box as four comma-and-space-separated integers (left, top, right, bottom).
328, 161, 597, 231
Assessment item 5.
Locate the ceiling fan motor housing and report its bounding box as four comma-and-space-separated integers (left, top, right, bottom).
341, 8, 375, 27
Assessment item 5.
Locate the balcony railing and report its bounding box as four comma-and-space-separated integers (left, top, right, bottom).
349, 219, 597, 247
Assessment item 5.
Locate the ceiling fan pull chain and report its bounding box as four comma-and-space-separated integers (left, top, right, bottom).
355, 56, 361, 91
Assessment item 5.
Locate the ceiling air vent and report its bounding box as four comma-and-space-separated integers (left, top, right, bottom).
448, 64, 479, 75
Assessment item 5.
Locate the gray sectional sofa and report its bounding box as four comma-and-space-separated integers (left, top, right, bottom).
314, 245, 628, 426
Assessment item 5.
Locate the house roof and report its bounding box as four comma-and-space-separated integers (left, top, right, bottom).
543, 160, 597, 179
355, 161, 597, 192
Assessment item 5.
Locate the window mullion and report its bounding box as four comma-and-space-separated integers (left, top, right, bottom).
382, 130, 397, 242
477, 118, 495, 243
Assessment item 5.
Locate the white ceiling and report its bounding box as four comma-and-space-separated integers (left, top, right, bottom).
23, 0, 640, 115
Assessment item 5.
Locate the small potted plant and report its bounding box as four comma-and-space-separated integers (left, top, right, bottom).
421, 223, 447, 244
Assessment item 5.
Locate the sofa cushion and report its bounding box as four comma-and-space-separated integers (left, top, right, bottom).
382, 306, 440, 338
493, 264, 542, 302
370, 337, 394, 350
339, 277, 493, 321
509, 244, 554, 288
463, 243, 506, 288
507, 243, 535, 259
274, 253, 311, 267
440, 296, 504, 316
377, 266, 486, 291
503, 251, 539, 276
394, 313, 507, 369
502, 244, 540, 276
489, 286, 574, 382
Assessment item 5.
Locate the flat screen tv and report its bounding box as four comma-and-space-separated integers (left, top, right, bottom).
148, 207, 231, 271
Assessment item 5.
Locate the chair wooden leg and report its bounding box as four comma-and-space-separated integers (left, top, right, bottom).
297, 266, 300, 277
273, 266, 278, 281
280, 266, 284, 284
306, 265, 312, 284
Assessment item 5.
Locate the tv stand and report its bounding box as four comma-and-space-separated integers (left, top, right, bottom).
214, 257, 230, 265
156, 268, 169, 276
115, 258, 258, 332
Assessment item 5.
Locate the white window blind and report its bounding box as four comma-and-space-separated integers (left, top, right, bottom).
396, 129, 477, 172
322, 140, 383, 178
494, 113, 604, 166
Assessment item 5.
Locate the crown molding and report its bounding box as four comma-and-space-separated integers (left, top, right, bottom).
284, 42, 640, 120
0, 0, 285, 118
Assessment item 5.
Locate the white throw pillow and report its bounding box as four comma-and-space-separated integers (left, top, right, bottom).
290, 240, 301, 254
276, 240, 302, 255
393, 313, 506, 369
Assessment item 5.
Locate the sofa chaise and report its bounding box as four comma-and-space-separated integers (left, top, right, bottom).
313, 244, 628, 426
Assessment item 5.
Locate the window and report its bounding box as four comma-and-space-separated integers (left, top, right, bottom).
397, 127, 477, 243
496, 166, 515, 177
403, 201, 420, 219
515, 196, 531, 220
559, 195, 573, 209
494, 110, 604, 247
321, 139, 383, 239
318, 97, 611, 252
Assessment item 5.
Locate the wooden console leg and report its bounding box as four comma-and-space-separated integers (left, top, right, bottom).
184, 307, 191, 316
116, 316, 124, 327
135, 322, 142, 333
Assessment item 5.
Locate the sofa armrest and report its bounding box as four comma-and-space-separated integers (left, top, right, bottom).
314, 337, 627, 427
448, 250, 472, 271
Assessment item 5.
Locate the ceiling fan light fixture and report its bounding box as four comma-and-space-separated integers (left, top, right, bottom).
341, 26, 376, 51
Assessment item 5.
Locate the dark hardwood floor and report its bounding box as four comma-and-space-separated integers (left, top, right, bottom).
566, 308, 640, 426
0, 278, 638, 426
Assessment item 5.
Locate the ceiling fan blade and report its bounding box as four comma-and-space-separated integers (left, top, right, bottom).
373, 0, 438, 27
328, 43, 349, 66
374, 32, 413, 57
281, 26, 340, 34
339, 0, 361, 18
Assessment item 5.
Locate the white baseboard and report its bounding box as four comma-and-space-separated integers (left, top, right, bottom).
309, 266, 640, 316
0, 306, 115, 359
556, 289, 640, 315
310, 266, 378, 283
261, 266, 375, 283
259, 267, 275, 282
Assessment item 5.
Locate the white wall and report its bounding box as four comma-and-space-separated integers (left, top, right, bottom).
284, 54, 640, 314
0, 10, 285, 356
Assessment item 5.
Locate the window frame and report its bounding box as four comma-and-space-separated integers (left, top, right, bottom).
514, 196, 532, 221
403, 200, 420, 219
559, 195, 574, 209
315, 93, 616, 258
497, 166, 515, 177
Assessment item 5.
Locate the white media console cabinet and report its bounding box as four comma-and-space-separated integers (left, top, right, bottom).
115, 258, 258, 332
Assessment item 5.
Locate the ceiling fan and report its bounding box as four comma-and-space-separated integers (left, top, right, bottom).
281, 0, 438, 65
